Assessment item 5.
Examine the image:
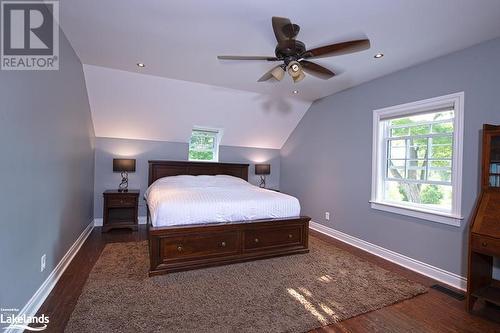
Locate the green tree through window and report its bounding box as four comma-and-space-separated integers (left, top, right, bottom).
385, 110, 454, 209
188, 129, 220, 162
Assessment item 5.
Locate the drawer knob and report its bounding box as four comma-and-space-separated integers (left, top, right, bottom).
482, 242, 488, 247
120, 200, 123, 204
254, 238, 259, 243
288, 234, 293, 239
221, 241, 226, 247
177, 245, 183, 252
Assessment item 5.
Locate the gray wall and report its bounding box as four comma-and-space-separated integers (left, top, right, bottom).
0, 31, 95, 321
94, 137, 280, 218
281, 37, 500, 278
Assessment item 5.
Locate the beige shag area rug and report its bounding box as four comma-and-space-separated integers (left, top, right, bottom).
65, 237, 426, 333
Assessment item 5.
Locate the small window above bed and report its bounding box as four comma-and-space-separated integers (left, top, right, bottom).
188, 128, 222, 162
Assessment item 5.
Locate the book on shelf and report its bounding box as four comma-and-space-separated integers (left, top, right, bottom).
489, 164, 500, 187
490, 175, 500, 187
490, 163, 500, 173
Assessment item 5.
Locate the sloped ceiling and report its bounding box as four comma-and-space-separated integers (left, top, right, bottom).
60, 0, 500, 148
83, 65, 311, 149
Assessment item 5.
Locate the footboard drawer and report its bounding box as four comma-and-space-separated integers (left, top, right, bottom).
148, 217, 310, 276
243, 225, 304, 251
160, 231, 240, 262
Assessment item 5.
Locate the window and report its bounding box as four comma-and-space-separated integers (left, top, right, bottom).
371, 92, 464, 226
188, 128, 222, 162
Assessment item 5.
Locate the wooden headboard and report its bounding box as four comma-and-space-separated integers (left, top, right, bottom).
148, 160, 249, 186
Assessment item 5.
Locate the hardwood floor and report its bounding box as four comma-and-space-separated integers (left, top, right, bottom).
36, 226, 500, 333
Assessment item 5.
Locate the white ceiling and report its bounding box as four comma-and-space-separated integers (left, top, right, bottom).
83, 65, 311, 149
60, 0, 500, 148
61, 0, 500, 102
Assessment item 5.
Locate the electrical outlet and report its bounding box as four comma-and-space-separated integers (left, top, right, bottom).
325, 212, 330, 220
41, 254, 46, 272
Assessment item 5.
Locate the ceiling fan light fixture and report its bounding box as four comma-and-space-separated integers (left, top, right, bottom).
292, 71, 305, 83
217, 17, 370, 84
271, 66, 285, 81
287, 61, 301, 75
286, 61, 305, 83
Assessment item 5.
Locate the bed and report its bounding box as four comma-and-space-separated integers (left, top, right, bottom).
146, 160, 310, 276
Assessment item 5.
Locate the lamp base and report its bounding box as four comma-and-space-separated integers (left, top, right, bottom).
118, 171, 129, 193
259, 175, 266, 188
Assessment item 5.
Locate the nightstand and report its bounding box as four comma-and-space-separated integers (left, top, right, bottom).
102, 190, 139, 232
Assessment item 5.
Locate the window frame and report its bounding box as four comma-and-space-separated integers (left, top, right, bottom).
188, 127, 222, 162
370, 92, 465, 226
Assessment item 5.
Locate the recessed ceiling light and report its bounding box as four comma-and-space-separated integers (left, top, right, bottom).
137, 63, 145, 68
374, 53, 384, 59
293, 90, 298, 94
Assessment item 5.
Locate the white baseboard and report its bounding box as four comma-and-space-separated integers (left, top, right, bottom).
93, 216, 147, 227
310, 221, 467, 291
5, 220, 94, 333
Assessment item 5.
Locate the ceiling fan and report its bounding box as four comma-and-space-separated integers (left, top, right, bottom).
217, 17, 370, 83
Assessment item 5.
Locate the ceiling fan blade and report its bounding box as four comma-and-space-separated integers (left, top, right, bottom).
299, 60, 335, 79
217, 55, 278, 61
258, 65, 284, 82
302, 39, 370, 59
272, 16, 298, 43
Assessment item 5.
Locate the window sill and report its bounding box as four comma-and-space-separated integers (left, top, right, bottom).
370, 201, 463, 227
187, 159, 219, 163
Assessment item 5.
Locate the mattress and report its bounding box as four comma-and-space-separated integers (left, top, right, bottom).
145, 175, 301, 227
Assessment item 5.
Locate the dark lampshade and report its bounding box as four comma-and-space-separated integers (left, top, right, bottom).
255, 164, 271, 175
113, 159, 136, 172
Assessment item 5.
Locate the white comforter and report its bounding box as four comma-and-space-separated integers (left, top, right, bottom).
145, 175, 301, 227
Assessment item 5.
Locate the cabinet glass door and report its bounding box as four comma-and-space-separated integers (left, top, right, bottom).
489, 135, 500, 187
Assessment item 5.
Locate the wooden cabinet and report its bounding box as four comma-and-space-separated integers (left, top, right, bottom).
102, 190, 139, 232
466, 124, 500, 312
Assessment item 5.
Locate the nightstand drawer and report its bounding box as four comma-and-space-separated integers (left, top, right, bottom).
107, 196, 136, 207
471, 234, 500, 255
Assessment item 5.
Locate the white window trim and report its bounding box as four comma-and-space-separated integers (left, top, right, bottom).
188, 127, 223, 162
370, 92, 465, 227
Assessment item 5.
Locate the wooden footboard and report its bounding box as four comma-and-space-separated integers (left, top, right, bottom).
148, 216, 310, 276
